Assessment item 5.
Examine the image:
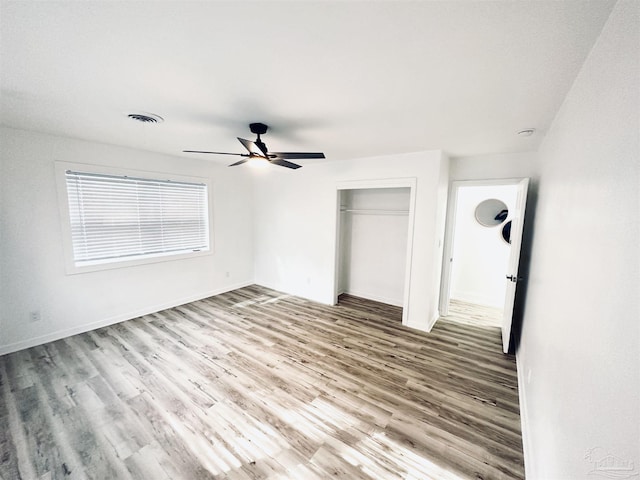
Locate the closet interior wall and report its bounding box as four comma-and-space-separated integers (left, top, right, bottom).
338, 187, 410, 307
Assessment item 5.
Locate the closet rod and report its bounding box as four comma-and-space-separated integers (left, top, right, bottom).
340, 208, 409, 216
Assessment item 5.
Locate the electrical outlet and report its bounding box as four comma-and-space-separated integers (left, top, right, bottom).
225, 271, 230, 278
29, 311, 41, 322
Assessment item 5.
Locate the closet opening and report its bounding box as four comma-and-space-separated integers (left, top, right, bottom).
334, 179, 416, 326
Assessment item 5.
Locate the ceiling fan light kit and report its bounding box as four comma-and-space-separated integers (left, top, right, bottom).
184, 123, 325, 169
247, 154, 270, 168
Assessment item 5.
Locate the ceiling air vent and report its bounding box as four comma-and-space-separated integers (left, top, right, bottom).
127, 113, 164, 124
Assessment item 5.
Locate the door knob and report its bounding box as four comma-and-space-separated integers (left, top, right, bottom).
506, 275, 518, 282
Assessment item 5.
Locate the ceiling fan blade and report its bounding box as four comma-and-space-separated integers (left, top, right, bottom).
269, 152, 325, 160
228, 159, 250, 167
270, 159, 302, 169
183, 150, 246, 156
237, 137, 267, 157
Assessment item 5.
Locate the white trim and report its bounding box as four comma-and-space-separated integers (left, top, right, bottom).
0, 281, 252, 356
426, 312, 440, 332
516, 350, 534, 479
340, 208, 409, 216
438, 182, 458, 316
406, 312, 439, 334
448, 178, 528, 188
336, 177, 418, 191
332, 177, 417, 327
404, 182, 417, 327
332, 190, 343, 305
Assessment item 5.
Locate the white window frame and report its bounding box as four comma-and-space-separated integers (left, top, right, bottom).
55, 161, 214, 275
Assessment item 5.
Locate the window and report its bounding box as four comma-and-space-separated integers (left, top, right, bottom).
59, 165, 211, 272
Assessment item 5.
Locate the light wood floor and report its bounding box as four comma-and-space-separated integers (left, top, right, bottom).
0, 286, 524, 480
446, 300, 503, 328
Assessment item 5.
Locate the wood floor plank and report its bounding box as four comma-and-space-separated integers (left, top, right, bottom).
0, 286, 524, 479
0, 358, 33, 480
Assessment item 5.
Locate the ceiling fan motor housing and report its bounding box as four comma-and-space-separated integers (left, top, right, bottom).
249, 123, 269, 135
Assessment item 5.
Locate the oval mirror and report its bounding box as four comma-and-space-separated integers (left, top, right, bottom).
502, 220, 512, 244
475, 199, 508, 227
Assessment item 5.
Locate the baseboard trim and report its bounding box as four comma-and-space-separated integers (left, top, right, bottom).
516, 349, 534, 479
0, 281, 253, 356
426, 312, 440, 332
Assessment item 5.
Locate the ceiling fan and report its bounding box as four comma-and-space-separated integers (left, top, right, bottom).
184, 122, 325, 169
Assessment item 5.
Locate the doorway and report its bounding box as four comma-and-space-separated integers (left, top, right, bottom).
439, 179, 529, 351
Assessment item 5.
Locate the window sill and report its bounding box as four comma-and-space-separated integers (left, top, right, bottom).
64, 248, 213, 275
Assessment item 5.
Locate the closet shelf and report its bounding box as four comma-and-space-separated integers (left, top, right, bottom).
340, 208, 409, 216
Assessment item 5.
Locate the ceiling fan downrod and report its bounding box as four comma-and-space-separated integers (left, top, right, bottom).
249, 122, 269, 154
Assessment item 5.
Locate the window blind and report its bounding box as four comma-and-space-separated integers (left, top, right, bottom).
65, 170, 209, 265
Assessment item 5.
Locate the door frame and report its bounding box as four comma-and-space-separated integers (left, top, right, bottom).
439, 178, 528, 317
333, 177, 417, 326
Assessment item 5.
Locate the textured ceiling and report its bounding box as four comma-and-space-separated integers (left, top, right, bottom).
0, 1, 615, 164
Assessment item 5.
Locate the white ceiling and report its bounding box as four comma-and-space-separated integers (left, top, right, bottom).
1, 1, 615, 164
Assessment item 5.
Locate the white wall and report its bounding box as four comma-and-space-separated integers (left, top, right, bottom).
450, 152, 535, 181
517, 1, 639, 477
338, 188, 410, 306
253, 150, 449, 331
0, 127, 254, 354
450, 185, 517, 308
